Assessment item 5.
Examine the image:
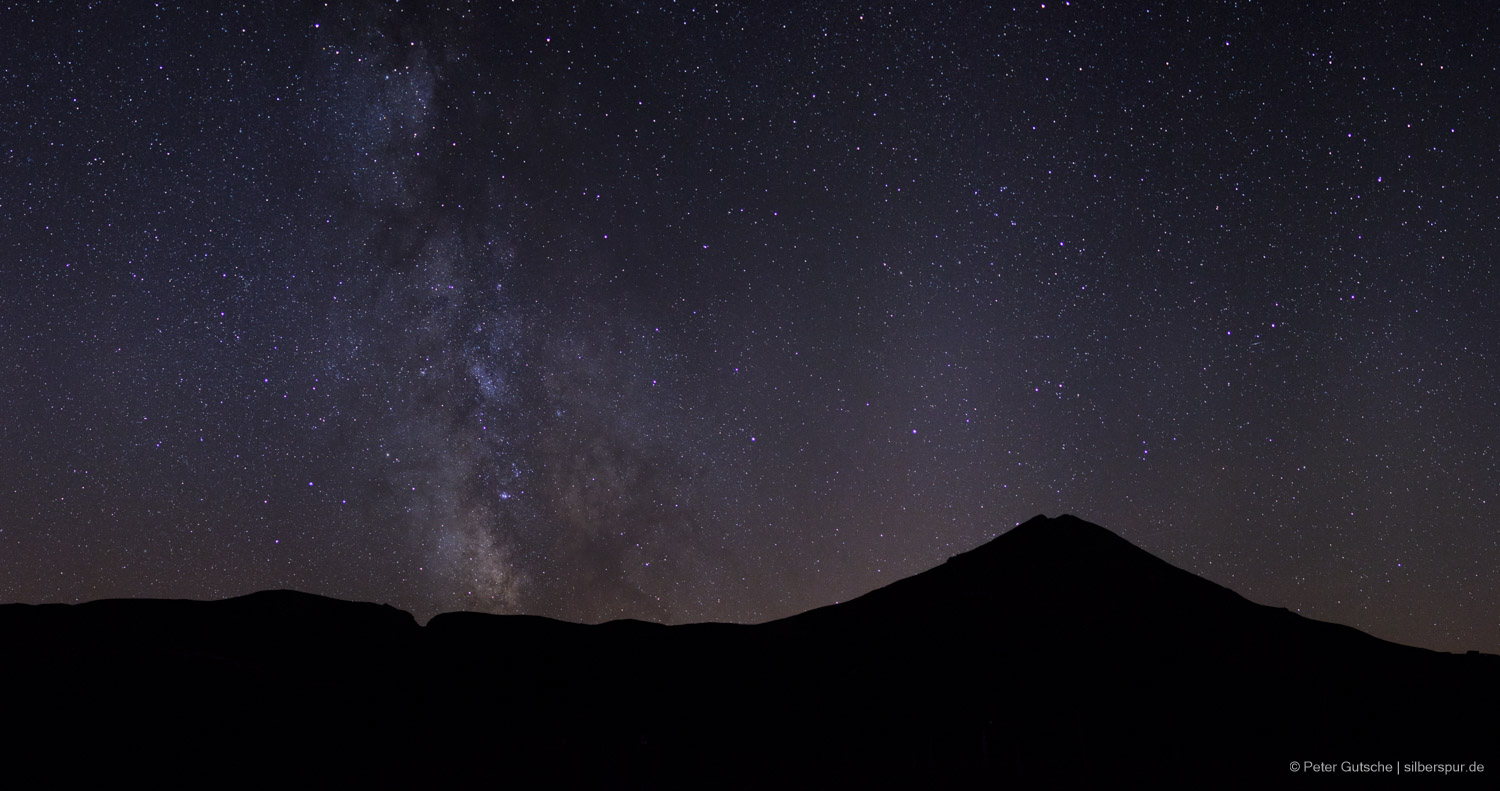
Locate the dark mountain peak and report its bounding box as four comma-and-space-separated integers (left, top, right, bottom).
1006, 512, 1124, 543
775, 513, 1264, 661
974, 515, 1230, 598
814, 514, 1222, 607
942, 513, 1220, 602
951, 513, 1146, 568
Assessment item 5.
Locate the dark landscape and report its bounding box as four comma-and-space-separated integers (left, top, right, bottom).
5, 515, 1494, 786
7, 4, 1498, 786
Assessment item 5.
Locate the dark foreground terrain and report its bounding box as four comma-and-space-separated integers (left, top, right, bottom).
4, 515, 1495, 786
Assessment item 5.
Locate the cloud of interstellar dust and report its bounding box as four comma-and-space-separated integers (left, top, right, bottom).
308, 5, 728, 622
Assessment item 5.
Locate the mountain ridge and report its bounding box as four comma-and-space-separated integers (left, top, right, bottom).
2, 514, 1494, 786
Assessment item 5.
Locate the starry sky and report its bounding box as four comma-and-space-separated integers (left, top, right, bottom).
3, 1, 1497, 653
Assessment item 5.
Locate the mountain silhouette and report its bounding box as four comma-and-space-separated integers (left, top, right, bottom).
3, 515, 1494, 787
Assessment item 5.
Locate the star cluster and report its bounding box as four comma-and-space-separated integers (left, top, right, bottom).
2, 1, 1496, 652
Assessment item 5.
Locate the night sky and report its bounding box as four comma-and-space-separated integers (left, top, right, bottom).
4, 1, 1497, 653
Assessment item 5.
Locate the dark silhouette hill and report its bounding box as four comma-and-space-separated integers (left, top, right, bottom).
3, 515, 1494, 787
